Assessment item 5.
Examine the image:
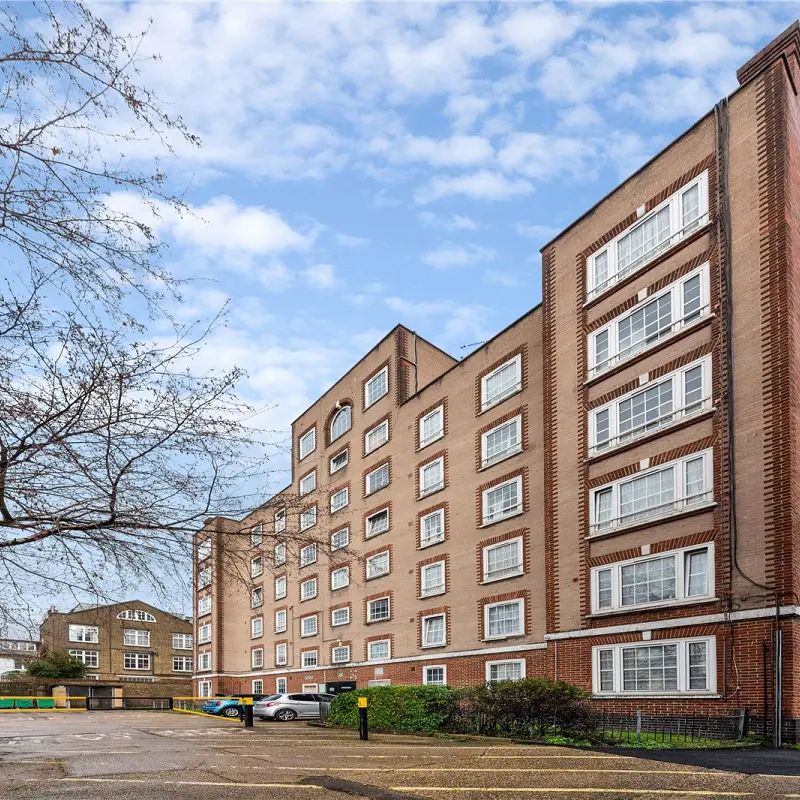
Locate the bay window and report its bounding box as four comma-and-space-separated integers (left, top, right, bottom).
593, 637, 715, 695
592, 545, 713, 613
589, 265, 709, 378
587, 172, 708, 300
590, 449, 713, 535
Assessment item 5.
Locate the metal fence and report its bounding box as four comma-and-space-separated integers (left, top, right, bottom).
86, 696, 173, 710
445, 708, 749, 744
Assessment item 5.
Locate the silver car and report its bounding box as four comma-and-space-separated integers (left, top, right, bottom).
254, 692, 334, 721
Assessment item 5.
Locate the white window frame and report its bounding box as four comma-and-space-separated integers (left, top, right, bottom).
251, 648, 264, 669
250, 556, 263, 578
299, 427, 316, 460
481, 415, 522, 468
481, 354, 522, 412
483, 598, 525, 641
300, 506, 317, 532
591, 544, 714, 614
485, 658, 526, 683
252, 679, 264, 695
299, 470, 317, 497
330, 405, 352, 442
198, 680, 212, 697
300, 614, 318, 638
173, 655, 193, 672
423, 664, 447, 686
421, 612, 447, 648
589, 357, 712, 455
300, 543, 317, 567
365, 507, 389, 538
276, 676, 288, 693
365, 462, 390, 495
419, 508, 445, 548
275, 609, 287, 633
588, 264, 710, 378
481, 475, 524, 525
482, 536, 524, 583
68, 624, 99, 644
251, 587, 263, 609
123, 652, 151, 671
197, 568, 211, 589
420, 560, 446, 597
197, 540, 211, 562
330, 486, 349, 513
117, 609, 157, 622
301, 650, 319, 668
331, 566, 350, 590
592, 636, 716, 696
198, 652, 212, 672
365, 365, 389, 408
332, 645, 351, 664
587, 171, 709, 301
366, 550, 390, 580
419, 405, 444, 449
172, 633, 193, 650
330, 447, 349, 474
365, 419, 389, 454
366, 596, 391, 623
275, 643, 288, 666
197, 595, 211, 617
419, 456, 445, 498
331, 527, 350, 551
300, 577, 318, 601
274, 509, 286, 534
275, 575, 287, 600
250, 524, 263, 547
367, 639, 391, 661
68, 649, 99, 668
198, 623, 212, 644
274, 542, 287, 568
251, 616, 264, 638
589, 448, 714, 536
331, 606, 350, 627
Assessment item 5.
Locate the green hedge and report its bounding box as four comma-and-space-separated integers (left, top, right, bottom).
326, 685, 457, 733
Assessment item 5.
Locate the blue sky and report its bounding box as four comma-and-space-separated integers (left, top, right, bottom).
103, 0, 798, 502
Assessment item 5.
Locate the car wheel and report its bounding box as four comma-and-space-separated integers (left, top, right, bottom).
275, 709, 297, 722
222, 706, 241, 718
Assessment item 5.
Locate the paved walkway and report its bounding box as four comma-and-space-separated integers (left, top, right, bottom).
1, 711, 799, 799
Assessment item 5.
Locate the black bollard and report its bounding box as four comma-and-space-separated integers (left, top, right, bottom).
358, 697, 368, 740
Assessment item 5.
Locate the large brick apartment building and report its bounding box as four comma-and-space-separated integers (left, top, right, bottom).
194, 24, 800, 737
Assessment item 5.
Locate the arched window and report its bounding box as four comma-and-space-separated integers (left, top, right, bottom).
116, 610, 156, 622
330, 405, 351, 442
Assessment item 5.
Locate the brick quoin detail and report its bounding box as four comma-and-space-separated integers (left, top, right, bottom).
474, 344, 528, 416
477, 589, 532, 641
474, 405, 528, 472
362, 456, 392, 499
475, 466, 529, 528
363, 590, 394, 626
414, 448, 448, 499
415, 501, 449, 550
588, 530, 716, 567
416, 553, 450, 599
475, 528, 531, 584
417, 606, 451, 650
363, 632, 395, 662
363, 543, 393, 584
415, 397, 448, 451
363, 501, 392, 541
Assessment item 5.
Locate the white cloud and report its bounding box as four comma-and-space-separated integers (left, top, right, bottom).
516, 222, 562, 242
336, 233, 370, 248
304, 263, 337, 289
369, 133, 493, 168
445, 94, 491, 132
421, 243, 495, 269
616, 75, 717, 123
384, 296, 454, 317
418, 211, 479, 231
498, 132, 597, 181
484, 269, 524, 288
415, 170, 532, 203
498, 4, 585, 61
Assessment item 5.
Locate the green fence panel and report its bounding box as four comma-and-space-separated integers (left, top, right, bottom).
14, 698, 33, 709
0, 698, 13, 709
36, 698, 55, 709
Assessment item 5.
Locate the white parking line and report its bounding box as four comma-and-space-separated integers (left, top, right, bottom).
264, 766, 725, 776
389, 789, 753, 797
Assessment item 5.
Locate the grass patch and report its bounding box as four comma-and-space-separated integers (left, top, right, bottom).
605, 732, 765, 750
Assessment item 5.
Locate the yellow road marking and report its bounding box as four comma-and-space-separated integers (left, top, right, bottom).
390, 789, 753, 797
58, 778, 321, 789
267, 766, 724, 776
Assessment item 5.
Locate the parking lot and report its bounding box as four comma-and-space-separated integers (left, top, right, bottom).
2, 711, 800, 799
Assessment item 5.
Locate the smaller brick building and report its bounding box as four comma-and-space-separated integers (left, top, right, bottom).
39, 600, 193, 697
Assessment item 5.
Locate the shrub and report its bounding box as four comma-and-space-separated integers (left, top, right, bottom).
451, 678, 592, 740
326, 685, 458, 733
27, 651, 87, 679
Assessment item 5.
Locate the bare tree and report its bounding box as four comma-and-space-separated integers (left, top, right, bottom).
0, 2, 268, 630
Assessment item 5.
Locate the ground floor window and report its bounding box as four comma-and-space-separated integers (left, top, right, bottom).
423, 665, 447, 686
68, 649, 99, 668
198, 680, 212, 698
302, 683, 318, 692
276, 677, 287, 693
485, 658, 525, 683
252, 679, 264, 694
592, 636, 715, 695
